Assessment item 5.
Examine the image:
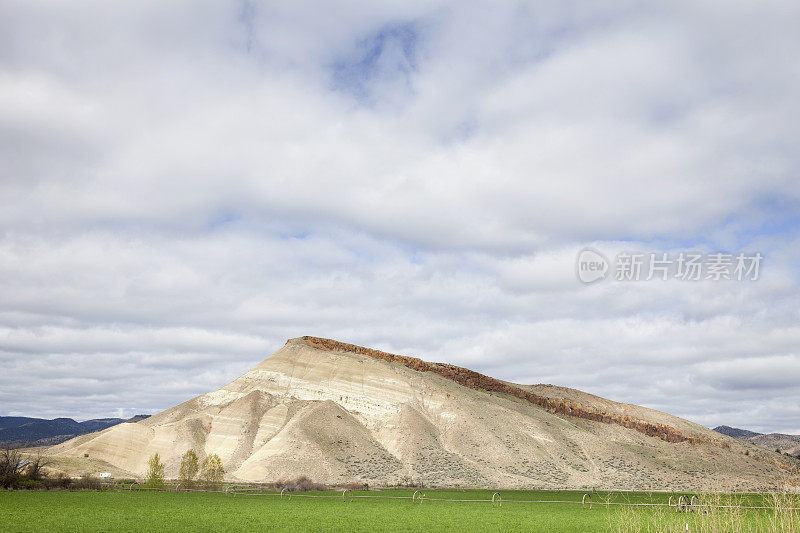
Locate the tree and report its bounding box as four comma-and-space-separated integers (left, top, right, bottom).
0, 449, 52, 489
145, 452, 165, 488
0, 448, 25, 488
200, 453, 224, 490
178, 450, 199, 489
24, 452, 51, 481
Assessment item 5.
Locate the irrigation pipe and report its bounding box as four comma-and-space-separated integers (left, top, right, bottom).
108, 486, 800, 510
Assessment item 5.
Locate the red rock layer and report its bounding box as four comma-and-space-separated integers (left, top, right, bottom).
297, 336, 722, 447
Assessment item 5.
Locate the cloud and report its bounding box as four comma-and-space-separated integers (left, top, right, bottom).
0, 0, 799, 432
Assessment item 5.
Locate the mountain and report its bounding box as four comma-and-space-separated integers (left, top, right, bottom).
714, 426, 800, 457
123, 415, 151, 424
713, 425, 763, 439
0, 417, 41, 432
0, 415, 150, 447
50, 337, 797, 490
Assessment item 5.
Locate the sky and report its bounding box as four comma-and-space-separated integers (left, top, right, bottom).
1, 1, 799, 433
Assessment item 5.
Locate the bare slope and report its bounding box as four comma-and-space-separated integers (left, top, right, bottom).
51, 337, 798, 490
714, 426, 800, 457
748, 434, 800, 456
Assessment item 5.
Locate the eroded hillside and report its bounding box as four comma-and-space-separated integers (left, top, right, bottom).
49, 337, 798, 490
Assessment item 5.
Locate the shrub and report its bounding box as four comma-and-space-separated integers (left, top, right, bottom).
398, 475, 424, 488
15, 479, 39, 490
42, 473, 73, 490
74, 474, 102, 490
279, 476, 326, 492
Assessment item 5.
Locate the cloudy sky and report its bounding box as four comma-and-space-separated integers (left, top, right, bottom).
1, 1, 799, 433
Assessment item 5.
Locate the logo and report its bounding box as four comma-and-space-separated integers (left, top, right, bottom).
576, 248, 609, 283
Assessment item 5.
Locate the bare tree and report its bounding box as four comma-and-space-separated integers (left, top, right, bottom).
24, 452, 52, 481
0, 448, 25, 488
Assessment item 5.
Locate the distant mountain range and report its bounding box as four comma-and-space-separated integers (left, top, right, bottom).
0, 415, 150, 447
713, 426, 800, 456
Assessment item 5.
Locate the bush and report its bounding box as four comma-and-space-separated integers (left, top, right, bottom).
397, 475, 424, 488
15, 479, 40, 490
73, 474, 102, 490
277, 476, 326, 492
42, 473, 73, 490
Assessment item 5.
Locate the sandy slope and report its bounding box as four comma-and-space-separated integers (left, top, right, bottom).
50, 337, 798, 490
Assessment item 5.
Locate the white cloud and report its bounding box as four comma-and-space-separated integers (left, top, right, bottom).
0, 1, 799, 431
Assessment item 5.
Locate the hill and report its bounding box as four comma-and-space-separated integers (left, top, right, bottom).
50, 337, 798, 490
713, 425, 763, 439
0, 415, 150, 447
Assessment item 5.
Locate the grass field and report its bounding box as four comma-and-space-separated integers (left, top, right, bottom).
1, 489, 798, 532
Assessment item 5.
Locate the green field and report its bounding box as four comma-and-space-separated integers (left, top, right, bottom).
1, 489, 797, 532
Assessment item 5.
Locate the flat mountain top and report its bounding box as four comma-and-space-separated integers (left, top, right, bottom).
49, 336, 799, 490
